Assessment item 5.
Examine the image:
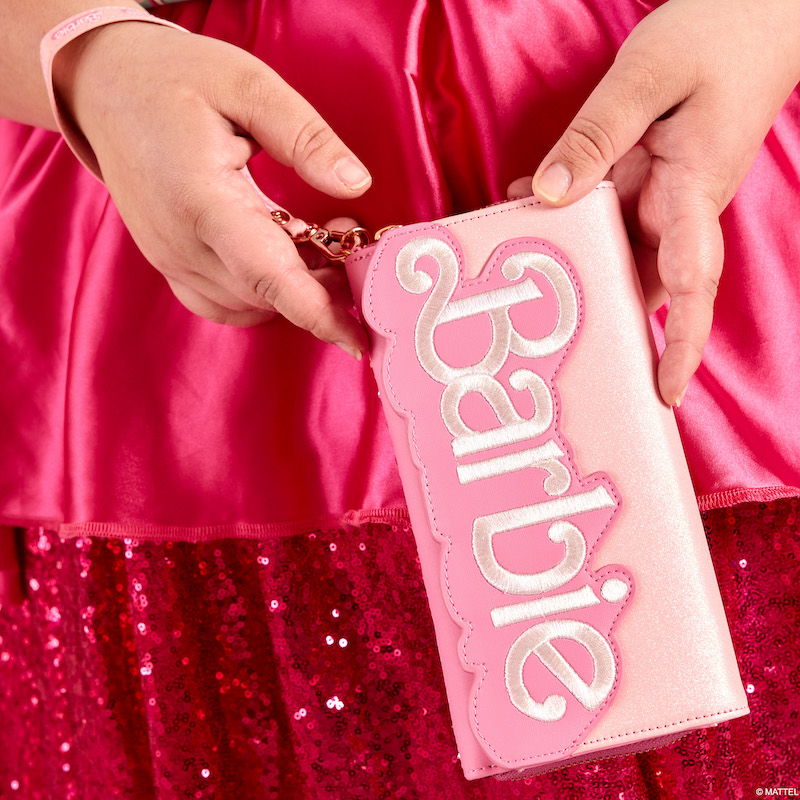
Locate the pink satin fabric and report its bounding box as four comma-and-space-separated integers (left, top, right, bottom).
0, 0, 799, 542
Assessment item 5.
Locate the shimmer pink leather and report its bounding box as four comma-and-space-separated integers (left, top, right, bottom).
345, 188, 749, 779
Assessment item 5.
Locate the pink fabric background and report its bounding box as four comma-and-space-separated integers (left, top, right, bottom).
0, 0, 799, 542
0, 501, 797, 798
1, 2, 799, 797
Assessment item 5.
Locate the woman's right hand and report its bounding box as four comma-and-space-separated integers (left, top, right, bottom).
54, 20, 371, 357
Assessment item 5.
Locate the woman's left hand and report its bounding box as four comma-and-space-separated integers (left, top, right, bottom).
520, 0, 800, 406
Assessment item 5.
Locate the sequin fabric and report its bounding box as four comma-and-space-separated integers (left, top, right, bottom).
0, 501, 797, 799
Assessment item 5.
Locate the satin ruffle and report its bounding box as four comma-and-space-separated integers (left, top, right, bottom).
1, 0, 798, 540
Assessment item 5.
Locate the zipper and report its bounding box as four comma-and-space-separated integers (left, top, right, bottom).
291, 196, 528, 262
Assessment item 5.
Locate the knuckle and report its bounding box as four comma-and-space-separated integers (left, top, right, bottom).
233, 67, 274, 122
170, 181, 206, 229
614, 38, 688, 106
250, 258, 299, 313
291, 116, 336, 166
192, 201, 225, 247
700, 277, 720, 305
253, 270, 281, 307
562, 116, 617, 169
663, 253, 719, 302
614, 58, 664, 105
249, 248, 298, 309
670, 334, 705, 362
671, 276, 719, 306
252, 265, 332, 335
306, 299, 336, 339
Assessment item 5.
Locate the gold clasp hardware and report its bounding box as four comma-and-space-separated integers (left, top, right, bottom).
307, 226, 372, 261
374, 225, 402, 241
271, 209, 397, 262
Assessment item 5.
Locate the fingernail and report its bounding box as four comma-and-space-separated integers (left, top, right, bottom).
335, 341, 364, 361
535, 163, 572, 203
334, 157, 371, 190
674, 387, 687, 408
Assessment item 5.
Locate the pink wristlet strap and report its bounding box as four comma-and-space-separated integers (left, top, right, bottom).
39, 7, 305, 234
41, 7, 185, 181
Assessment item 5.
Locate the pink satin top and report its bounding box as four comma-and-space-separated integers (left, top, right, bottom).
0, 0, 798, 542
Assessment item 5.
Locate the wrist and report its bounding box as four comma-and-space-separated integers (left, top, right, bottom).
52, 23, 126, 125
40, 7, 186, 180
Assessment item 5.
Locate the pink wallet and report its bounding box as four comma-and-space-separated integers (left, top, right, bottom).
344, 185, 749, 781
40, 7, 748, 783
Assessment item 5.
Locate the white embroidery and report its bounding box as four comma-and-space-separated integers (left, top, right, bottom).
396, 238, 530, 383
456, 439, 570, 492
491, 584, 600, 628
472, 517, 585, 597
473, 487, 614, 594
388, 232, 630, 732
506, 619, 617, 721
395, 239, 578, 384
442, 371, 554, 459
439, 280, 543, 324
600, 578, 629, 603
500, 251, 579, 359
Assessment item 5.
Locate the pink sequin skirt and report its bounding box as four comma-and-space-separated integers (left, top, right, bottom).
0, 500, 798, 799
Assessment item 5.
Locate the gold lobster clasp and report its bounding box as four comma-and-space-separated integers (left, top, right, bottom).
270, 209, 377, 262
307, 226, 372, 261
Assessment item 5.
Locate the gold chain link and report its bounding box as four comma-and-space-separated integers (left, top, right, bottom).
270, 210, 400, 262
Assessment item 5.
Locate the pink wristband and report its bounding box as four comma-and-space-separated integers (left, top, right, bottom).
40, 6, 186, 181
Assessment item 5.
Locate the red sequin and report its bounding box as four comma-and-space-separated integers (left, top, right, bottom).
0, 501, 798, 798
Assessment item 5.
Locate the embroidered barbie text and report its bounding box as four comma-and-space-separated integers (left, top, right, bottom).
365, 225, 634, 758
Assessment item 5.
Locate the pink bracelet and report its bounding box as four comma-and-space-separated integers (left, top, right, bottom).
40, 6, 185, 181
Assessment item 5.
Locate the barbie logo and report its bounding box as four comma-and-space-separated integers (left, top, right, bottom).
364, 224, 634, 761
52, 12, 104, 39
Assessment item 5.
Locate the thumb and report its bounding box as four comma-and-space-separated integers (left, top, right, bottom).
220, 58, 372, 199
532, 55, 681, 205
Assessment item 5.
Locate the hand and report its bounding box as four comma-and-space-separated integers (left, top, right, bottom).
528, 0, 800, 406
54, 21, 371, 357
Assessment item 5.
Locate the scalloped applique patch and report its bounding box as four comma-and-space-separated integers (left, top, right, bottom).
362, 224, 635, 767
